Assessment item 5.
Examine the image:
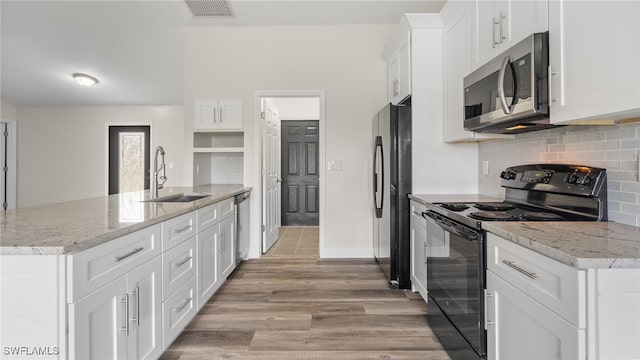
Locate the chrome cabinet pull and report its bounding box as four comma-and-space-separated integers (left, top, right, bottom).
499, 11, 506, 43
492, 17, 499, 47
548, 66, 558, 103
175, 225, 192, 234
175, 256, 192, 268
219, 108, 223, 123
114, 247, 144, 262
503, 260, 538, 279
119, 295, 130, 336
174, 297, 192, 313
130, 286, 140, 327
485, 290, 494, 330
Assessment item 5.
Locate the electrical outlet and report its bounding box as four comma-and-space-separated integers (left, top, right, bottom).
482, 160, 490, 175
169, 161, 174, 169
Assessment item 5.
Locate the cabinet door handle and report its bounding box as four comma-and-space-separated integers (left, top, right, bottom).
499, 11, 507, 43
219, 108, 223, 123
119, 295, 130, 336
175, 225, 192, 234
392, 79, 399, 97
130, 286, 140, 327
484, 289, 494, 330
213, 107, 217, 124
174, 297, 192, 313
114, 247, 144, 262
548, 66, 558, 103
492, 17, 500, 47
503, 260, 538, 279
175, 256, 192, 268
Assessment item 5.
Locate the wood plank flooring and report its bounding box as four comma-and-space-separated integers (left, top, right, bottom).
161, 256, 451, 359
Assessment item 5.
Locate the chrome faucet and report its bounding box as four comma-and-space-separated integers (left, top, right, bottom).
153, 146, 167, 198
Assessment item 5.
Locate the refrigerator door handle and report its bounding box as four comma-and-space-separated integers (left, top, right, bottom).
374, 136, 384, 218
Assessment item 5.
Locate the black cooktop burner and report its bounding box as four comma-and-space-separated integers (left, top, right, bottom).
439, 203, 470, 212
474, 202, 515, 211
520, 212, 565, 221
468, 211, 518, 221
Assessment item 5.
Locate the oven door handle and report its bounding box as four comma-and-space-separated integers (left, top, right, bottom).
422, 211, 479, 241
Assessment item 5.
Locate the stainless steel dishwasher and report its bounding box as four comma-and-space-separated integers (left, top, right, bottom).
235, 192, 250, 262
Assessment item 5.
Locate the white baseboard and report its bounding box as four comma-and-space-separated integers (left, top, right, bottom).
320, 247, 373, 259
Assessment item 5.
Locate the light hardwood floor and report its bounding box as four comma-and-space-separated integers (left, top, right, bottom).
161, 229, 450, 359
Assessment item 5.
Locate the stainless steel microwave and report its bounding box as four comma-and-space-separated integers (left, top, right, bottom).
463, 32, 552, 134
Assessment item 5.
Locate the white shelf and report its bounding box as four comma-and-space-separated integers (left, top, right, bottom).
193, 147, 244, 153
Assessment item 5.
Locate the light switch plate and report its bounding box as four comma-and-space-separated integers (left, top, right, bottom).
328, 160, 342, 171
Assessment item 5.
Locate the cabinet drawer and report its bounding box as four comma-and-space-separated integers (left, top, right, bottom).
197, 203, 219, 231
197, 198, 235, 231
163, 276, 197, 349
218, 197, 235, 219
162, 236, 196, 300
162, 212, 196, 251
67, 224, 161, 302
486, 233, 585, 327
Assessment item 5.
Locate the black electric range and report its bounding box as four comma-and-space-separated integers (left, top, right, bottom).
424, 163, 608, 231
423, 164, 607, 360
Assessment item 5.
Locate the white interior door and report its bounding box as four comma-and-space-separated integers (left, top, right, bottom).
262, 99, 281, 253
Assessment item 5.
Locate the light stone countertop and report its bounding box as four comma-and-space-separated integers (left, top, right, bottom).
483, 222, 640, 269
0, 184, 251, 255
410, 193, 640, 270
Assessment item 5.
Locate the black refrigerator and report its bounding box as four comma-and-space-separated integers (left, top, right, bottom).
372, 102, 411, 289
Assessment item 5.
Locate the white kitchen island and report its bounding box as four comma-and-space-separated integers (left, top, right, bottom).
0, 185, 250, 360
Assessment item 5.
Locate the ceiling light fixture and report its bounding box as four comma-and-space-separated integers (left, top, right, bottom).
72, 73, 99, 87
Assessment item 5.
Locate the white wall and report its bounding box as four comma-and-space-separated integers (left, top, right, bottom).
1, 99, 18, 120
270, 97, 320, 120
184, 25, 392, 258
17, 106, 184, 208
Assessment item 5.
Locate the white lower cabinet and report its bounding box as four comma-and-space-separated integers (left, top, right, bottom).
486, 270, 584, 360
486, 233, 640, 360
197, 225, 220, 309
69, 277, 127, 359
162, 276, 197, 348
409, 200, 427, 300
1, 196, 243, 360
69, 256, 162, 360
219, 215, 236, 280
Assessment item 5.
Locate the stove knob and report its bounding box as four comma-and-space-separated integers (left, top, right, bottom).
577, 174, 593, 186
500, 171, 509, 179
509, 171, 517, 180
501, 171, 517, 180
566, 172, 579, 184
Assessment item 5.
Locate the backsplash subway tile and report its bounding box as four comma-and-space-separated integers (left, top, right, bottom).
479, 122, 640, 226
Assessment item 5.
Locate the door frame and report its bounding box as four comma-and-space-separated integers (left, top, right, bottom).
253, 90, 325, 257
104, 122, 153, 196
1, 119, 17, 210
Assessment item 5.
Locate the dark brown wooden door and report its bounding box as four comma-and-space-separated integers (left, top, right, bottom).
281, 120, 319, 226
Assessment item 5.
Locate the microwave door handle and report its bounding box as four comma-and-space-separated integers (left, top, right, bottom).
498, 55, 512, 114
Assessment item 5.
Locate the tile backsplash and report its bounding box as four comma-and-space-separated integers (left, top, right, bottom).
478, 122, 640, 226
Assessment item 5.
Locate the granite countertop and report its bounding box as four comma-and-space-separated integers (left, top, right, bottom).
483, 222, 640, 269
0, 185, 251, 255
410, 193, 640, 270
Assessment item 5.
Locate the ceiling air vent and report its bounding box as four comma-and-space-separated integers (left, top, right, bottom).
184, 0, 235, 17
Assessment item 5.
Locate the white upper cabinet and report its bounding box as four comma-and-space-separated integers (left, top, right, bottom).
471, 0, 548, 70
385, 32, 412, 105
548, 0, 640, 124
195, 99, 242, 130
441, 1, 513, 142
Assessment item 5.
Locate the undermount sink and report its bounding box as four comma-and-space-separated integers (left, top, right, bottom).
143, 193, 211, 203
